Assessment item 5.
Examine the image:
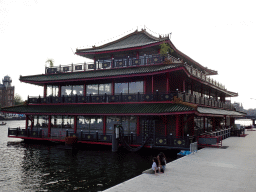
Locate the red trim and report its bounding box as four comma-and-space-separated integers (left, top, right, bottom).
151, 75, 154, 94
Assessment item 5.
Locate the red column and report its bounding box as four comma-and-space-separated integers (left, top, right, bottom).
44, 84, 47, 97
136, 51, 139, 59
176, 115, 180, 137
203, 117, 206, 132
74, 116, 77, 134
144, 77, 147, 93
136, 116, 140, 136
191, 82, 194, 95
112, 80, 115, 95
165, 116, 167, 136
183, 79, 186, 92
48, 115, 51, 137
103, 116, 106, 135
166, 73, 170, 93
58, 85, 61, 97
151, 76, 154, 94
83, 82, 86, 96
212, 117, 216, 131
191, 114, 195, 136
25, 115, 28, 130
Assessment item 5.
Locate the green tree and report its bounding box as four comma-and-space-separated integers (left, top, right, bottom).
14, 93, 24, 105
45, 59, 54, 67
159, 42, 174, 56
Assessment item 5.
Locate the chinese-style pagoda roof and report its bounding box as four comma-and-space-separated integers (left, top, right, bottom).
76, 29, 165, 55
76, 29, 217, 75
20, 63, 182, 85
197, 107, 245, 117
1, 103, 244, 117
1, 103, 195, 115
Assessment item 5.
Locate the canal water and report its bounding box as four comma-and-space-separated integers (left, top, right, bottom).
0, 120, 177, 192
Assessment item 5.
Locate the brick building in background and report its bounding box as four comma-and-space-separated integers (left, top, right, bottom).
0, 75, 14, 108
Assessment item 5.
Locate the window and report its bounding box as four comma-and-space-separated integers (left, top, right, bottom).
115, 81, 143, 95
77, 116, 103, 133
61, 85, 84, 96
86, 83, 111, 95
47, 85, 59, 97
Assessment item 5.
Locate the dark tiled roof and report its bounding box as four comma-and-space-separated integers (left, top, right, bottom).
1, 103, 194, 115
76, 30, 166, 54
20, 64, 182, 84
197, 107, 245, 117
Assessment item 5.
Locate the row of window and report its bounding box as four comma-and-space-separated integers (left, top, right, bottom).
28, 115, 137, 133
47, 81, 144, 97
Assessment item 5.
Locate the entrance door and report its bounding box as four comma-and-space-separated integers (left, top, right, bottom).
141, 118, 155, 145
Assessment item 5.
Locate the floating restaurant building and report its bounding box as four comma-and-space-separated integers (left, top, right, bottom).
1, 29, 245, 150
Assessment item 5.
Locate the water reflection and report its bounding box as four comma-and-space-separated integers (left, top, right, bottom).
2, 121, 177, 192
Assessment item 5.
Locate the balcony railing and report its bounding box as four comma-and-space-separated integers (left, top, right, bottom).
45, 54, 227, 92
27, 91, 235, 110
45, 54, 182, 74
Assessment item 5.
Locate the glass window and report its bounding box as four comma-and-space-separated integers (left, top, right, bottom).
115, 83, 128, 94
99, 83, 112, 95
62, 116, 74, 128
106, 116, 121, 133
77, 116, 90, 130
86, 84, 98, 95
121, 116, 137, 134
47, 85, 59, 97
73, 85, 84, 96
129, 81, 143, 94
61, 85, 72, 96
51, 115, 63, 128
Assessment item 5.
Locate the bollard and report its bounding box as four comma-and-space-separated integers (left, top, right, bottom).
66, 129, 68, 137
81, 130, 83, 140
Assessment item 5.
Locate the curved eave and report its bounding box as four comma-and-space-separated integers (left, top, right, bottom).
75, 41, 165, 59
196, 107, 245, 117
181, 66, 238, 97
166, 40, 217, 75
1, 103, 195, 116
19, 64, 183, 85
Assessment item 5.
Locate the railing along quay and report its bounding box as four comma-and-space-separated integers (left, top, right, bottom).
28, 91, 235, 111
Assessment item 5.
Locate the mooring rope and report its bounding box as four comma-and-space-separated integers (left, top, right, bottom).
118, 125, 152, 152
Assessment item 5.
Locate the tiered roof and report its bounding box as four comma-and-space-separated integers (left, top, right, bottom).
76, 29, 217, 75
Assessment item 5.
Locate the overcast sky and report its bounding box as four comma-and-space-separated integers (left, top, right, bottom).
1, 0, 255, 109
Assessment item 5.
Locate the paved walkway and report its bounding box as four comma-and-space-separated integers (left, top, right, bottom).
104, 130, 256, 192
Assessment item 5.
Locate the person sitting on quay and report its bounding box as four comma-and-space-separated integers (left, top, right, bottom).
152, 157, 160, 175
157, 152, 167, 173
